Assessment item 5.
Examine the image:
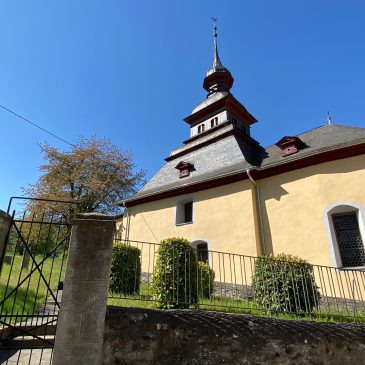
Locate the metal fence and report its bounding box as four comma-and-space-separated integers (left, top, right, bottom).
109, 239, 365, 322
0, 197, 78, 365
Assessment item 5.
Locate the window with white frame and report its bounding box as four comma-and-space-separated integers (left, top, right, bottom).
175, 197, 194, 225
325, 204, 365, 268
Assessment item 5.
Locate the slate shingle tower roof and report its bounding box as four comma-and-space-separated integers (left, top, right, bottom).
121, 23, 365, 207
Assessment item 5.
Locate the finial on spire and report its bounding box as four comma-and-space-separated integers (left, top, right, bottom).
327, 111, 332, 126
212, 17, 217, 38
203, 18, 234, 94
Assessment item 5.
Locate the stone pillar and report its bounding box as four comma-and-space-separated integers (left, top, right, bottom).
0, 210, 11, 268
53, 213, 115, 365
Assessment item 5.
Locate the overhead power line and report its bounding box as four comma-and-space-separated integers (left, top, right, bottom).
0, 103, 74, 147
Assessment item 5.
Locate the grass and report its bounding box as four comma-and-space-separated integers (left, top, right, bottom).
0, 254, 66, 322
108, 282, 365, 324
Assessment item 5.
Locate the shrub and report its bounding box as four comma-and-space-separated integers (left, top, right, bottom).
109, 243, 141, 295
197, 262, 215, 298
152, 237, 198, 309
252, 253, 320, 314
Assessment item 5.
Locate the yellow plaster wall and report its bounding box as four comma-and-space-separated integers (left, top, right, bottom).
125, 180, 258, 257
259, 155, 365, 266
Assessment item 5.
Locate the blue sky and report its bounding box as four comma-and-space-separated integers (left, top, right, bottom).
1, 1, 365, 211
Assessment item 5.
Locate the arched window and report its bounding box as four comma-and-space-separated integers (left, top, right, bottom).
191, 240, 209, 264
325, 203, 365, 268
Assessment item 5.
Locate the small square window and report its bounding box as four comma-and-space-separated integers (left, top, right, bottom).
176, 197, 194, 225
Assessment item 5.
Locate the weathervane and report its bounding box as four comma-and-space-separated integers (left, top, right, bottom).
212, 17, 218, 38
211, 17, 223, 69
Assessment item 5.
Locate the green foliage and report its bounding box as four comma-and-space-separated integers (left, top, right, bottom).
0, 255, 65, 320
110, 243, 141, 295
252, 253, 320, 314
197, 262, 215, 298
152, 237, 198, 309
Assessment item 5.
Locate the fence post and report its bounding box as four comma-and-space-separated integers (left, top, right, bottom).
0, 210, 11, 269
53, 212, 115, 365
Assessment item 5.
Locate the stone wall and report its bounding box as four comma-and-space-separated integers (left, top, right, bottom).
103, 306, 365, 365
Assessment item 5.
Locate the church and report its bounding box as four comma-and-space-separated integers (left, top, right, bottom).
120, 23, 365, 270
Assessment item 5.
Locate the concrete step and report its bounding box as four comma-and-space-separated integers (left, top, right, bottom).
1, 335, 54, 350
0, 324, 56, 342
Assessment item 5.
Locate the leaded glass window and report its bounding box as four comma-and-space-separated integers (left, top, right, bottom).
332, 212, 365, 267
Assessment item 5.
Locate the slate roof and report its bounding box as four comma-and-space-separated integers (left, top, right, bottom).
261, 124, 365, 168
191, 91, 228, 115
123, 124, 365, 204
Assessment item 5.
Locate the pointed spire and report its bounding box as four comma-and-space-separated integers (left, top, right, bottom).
212, 18, 224, 71
203, 18, 234, 95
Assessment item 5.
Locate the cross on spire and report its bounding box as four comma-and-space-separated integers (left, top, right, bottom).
327, 111, 332, 126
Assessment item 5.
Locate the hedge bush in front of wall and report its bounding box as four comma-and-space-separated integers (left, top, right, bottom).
252, 253, 320, 315
152, 237, 198, 309
110, 243, 141, 295
197, 262, 215, 299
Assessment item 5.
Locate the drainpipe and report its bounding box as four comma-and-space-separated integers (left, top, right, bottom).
246, 168, 266, 255
122, 202, 130, 241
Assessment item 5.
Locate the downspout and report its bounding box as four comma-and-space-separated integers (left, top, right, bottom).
246, 168, 266, 255
122, 202, 130, 241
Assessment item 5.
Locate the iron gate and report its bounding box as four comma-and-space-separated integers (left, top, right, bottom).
0, 197, 79, 365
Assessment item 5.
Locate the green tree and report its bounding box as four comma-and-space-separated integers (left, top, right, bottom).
23, 136, 145, 222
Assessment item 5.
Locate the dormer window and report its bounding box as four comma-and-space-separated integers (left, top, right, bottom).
175, 161, 194, 178
275, 136, 304, 157
198, 124, 205, 134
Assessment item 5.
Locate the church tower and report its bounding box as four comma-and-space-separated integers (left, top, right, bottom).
184, 19, 258, 142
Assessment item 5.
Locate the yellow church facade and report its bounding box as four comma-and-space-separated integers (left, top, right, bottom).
120, 25, 365, 273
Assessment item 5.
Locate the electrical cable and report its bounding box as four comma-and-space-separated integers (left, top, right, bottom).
0, 103, 74, 147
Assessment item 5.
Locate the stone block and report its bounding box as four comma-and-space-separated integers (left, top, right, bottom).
53, 342, 102, 365
60, 280, 108, 311
65, 249, 112, 281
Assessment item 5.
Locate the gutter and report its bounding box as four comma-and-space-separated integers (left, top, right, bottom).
246, 168, 266, 255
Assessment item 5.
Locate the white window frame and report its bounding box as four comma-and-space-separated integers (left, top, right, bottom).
324, 202, 365, 269
175, 195, 194, 226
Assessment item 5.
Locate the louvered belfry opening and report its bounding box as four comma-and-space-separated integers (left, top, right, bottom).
332, 212, 365, 267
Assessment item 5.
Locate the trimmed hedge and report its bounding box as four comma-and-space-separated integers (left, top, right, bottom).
152, 237, 198, 309
110, 243, 141, 295
197, 262, 215, 298
252, 253, 320, 314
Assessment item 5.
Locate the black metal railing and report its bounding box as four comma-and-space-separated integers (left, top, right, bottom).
109, 239, 365, 322
0, 197, 80, 365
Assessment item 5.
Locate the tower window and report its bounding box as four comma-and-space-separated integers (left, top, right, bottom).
210, 117, 218, 128
198, 124, 205, 134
